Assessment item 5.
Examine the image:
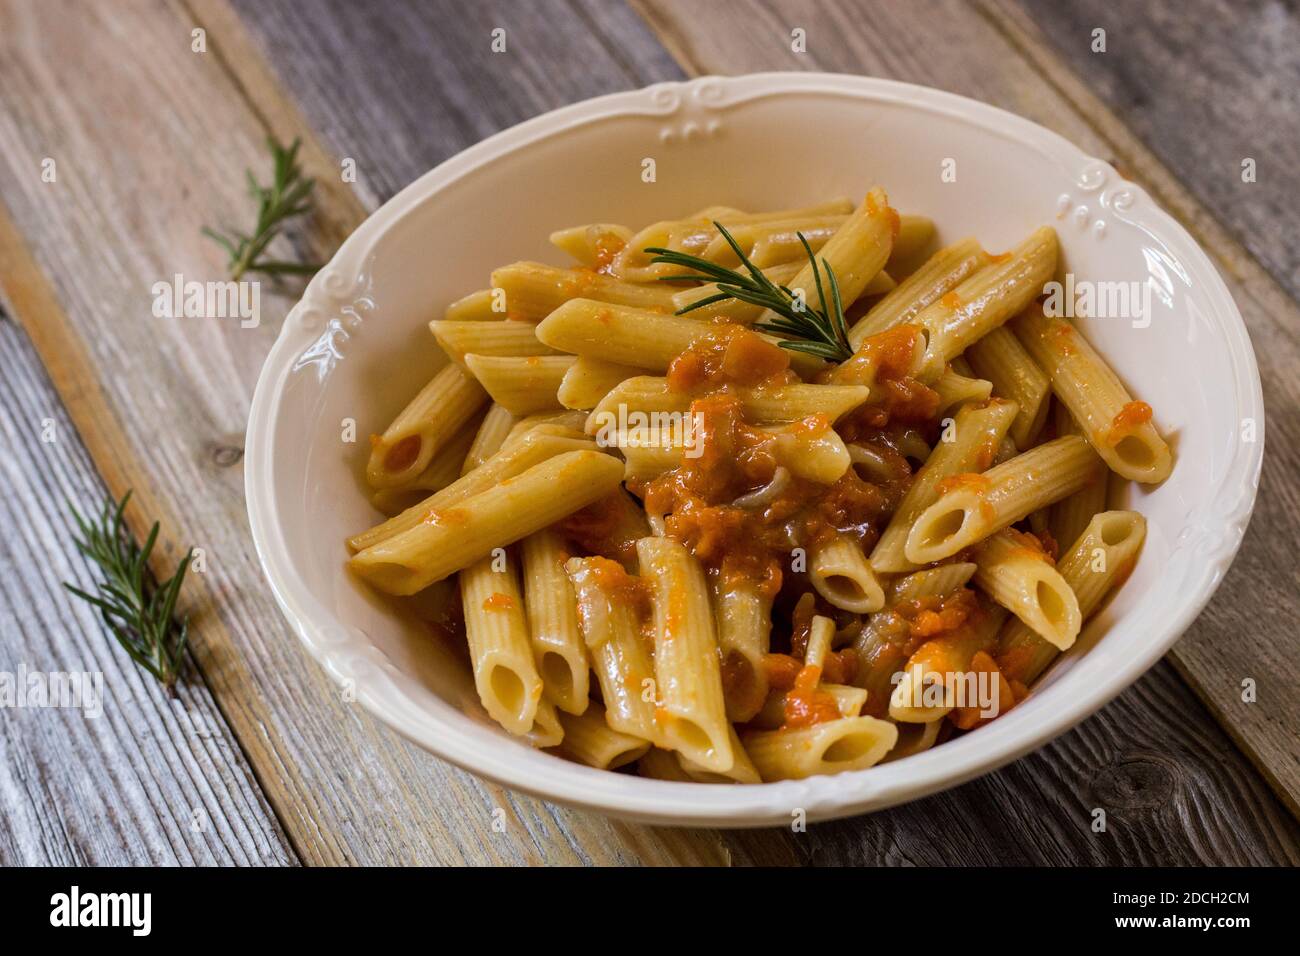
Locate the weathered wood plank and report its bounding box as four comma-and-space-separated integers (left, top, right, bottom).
0, 0, 755, 865
0, 307, 297, 866
1014, 0, 1300, 302
634, 0, 1300, 820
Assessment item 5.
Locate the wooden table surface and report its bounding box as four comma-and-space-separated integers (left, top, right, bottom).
1, 0, 1296, 866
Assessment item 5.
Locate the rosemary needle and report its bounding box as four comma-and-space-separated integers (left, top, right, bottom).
646, 222, 855, 362
64, 491, 193, 694
202, 135, 320, 281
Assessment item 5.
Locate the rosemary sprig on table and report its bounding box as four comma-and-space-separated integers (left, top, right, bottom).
64, 491, 193, 694
202, 135, 320, 281
646, 222, 854, 362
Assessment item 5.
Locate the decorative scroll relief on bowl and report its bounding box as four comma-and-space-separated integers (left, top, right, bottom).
289, 266, 374, 378
1053, 159, 1143, 240
647, 78, 729, 145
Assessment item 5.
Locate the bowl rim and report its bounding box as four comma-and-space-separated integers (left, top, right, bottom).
245, 72, 1265, 827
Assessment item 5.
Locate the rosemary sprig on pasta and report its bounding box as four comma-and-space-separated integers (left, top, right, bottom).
202, 135, 320, 281
64, 491, 193, 694
645, 222, 855, 362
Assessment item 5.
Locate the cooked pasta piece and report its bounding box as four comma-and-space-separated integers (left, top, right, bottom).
888, 562, 978, 602
912, 226, 1059, 379
965, 324, 1051, 449
557, 357, 640, 410
1011, 303, 1172, 482
348, 428, 595, 552
757, 187, 896, 323
809, 535, 885, 613
564, 556, 659, 742
521, 529, 590, 714
997, 511, 1146, 685
972, 529, 1081, 650
751, 682, 868, 730
460, 552, 543, 736
710, 577, 772, 723
462, 354, 575, 416
849, 238, 989, 345
461, 403, 516, 474
871, 399, 1019, 572
611, 200, 854, 282
1050, 441, 1111, 551
888, 603, 1007, 723
535, 299, 823, 378
586, 376, 871, 431
444, 288, 500, 322
429, 319, 558, 364
557, 704, 651, 770
904, 435, 1100, 564
350, 450, 624, 594
745, 716, 898, 781
549, 222, 633, 269
367, 412, 482, 516
676, 727, 761, 784
491, 260, 680, 320
932, 367, 993, 415
365, 363, 487, 489
636, 537, 734, 773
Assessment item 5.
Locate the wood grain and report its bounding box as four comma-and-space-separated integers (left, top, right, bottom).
0, 0, 754, 866
0, 308, 295, 866
633, 0, 1300, 819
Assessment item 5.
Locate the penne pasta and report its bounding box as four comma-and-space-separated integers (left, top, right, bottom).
932, 367, 993, 415
429, 318, 558, 365
462, 354, 576, 416
997, 511, 1146, 685
585, 376, 871, 431
912, 226, 1059, 379
349, 450, 624, 594
904, 435, 1100, 564
549, 222, 633, 269
557, 704, 651, 770
757, 187, 897, 323
459, 552, 543, 736
556, 356, 641, 411
535, 298, 823, 378
871, 399, 1019, 572
710, 576, 772, 723
348, 428, 596, 552
564, 556, 660, 742
745, 716, 898, 781
636, 537, 734, 773
972, 529, 1081, 650
367, 412, 482, 516
521, 529, 590, 714
365, 363, 488, 489
490, 260, 679, 320
965, 324, 1051, 449
849, 238, 990, 346
462, 403, 517, 475
1012, 303, 1173, 482
809, 535, 885, 613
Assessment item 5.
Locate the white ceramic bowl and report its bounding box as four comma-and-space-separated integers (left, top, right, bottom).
246, 73, 1263, 827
